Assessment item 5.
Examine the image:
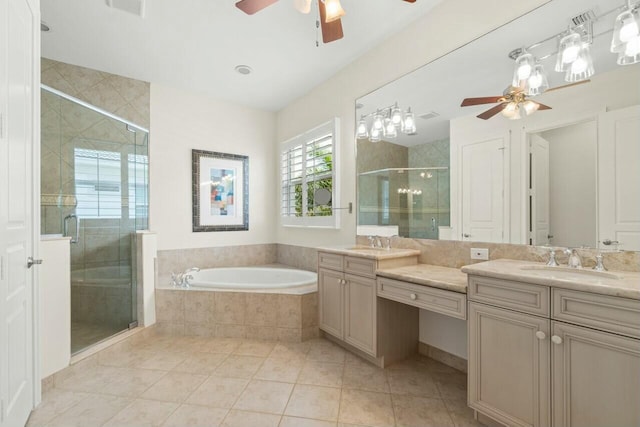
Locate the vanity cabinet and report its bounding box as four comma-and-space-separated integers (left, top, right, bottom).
318, 253, 377, 355
317, 250, 419, 360
467, 274, 640, 427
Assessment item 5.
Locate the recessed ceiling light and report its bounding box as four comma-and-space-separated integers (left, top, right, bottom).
235, 65, 253, 75
41, 22, 51, 32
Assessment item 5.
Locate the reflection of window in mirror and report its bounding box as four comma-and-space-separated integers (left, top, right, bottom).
378, 176, 389, 225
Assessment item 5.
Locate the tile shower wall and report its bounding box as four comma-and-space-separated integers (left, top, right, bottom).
41, 58, 150, 328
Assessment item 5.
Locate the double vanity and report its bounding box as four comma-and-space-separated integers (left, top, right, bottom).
317, 247, 640, 427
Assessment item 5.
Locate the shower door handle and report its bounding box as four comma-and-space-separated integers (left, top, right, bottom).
431, 217, 436, 232
64, 214, 80, 244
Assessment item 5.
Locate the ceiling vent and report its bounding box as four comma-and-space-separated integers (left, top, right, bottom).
419, 111, 440, 120
106, 0, 146, 18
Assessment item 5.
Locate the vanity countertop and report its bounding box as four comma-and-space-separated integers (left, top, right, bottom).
317, 245, 420, 260
376, 264, 468, 294
462, 259, 640, 300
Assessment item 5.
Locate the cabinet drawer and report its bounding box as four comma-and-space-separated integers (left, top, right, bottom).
318, 252, 343, 271
468, 275, 550, 317
344, 256, 377, 278
552, 288, 640, 339
377, 277, 466, 320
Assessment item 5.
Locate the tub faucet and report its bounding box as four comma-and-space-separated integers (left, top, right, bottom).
182, 267, 200, 287
564, 249, 582, 269
171, 267, 200, 288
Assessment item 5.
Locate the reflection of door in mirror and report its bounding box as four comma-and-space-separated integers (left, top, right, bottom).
460, 138, 506, 243
528, 120, 597, 248
598, 106, 640, 251
529, 135, 550, 246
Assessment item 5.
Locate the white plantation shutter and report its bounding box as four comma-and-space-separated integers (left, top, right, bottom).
280, 118, 340, 228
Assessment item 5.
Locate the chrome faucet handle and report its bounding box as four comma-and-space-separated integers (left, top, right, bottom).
546, 249, 559, 267
367, 235, 376, 248
171, 272, 184, 287
593, 253, 607, 272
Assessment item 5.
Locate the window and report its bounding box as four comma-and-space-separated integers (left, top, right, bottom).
74, 148, 122, 219
280, 118, 340, 228
74, 148, 149, 220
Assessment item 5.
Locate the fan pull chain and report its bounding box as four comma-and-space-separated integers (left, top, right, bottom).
315, 0, 320, 47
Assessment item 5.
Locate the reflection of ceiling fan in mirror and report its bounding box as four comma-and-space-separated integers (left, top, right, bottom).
460, 80, 590, 120
235, 0, 416, 44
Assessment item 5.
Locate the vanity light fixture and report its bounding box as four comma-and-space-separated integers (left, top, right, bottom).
525, 63, 550, 95
512, 49, 536, 88
612, 3, 640, 64
397, 188, 422, 195
356, 103, 417, 142
555, 30, 583, 72
356, 115, 369, 139
565, 43, 595, 82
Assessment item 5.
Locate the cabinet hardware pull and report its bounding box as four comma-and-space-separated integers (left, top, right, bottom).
551, 335, 563, 345
410, 293, 417, 300
535, 331, 546, 340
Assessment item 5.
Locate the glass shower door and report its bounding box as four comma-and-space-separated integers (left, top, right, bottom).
40, 86, 149, 354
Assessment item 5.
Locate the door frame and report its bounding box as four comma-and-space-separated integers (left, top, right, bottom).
26, 0, 42, 410
518, 110, 602, 247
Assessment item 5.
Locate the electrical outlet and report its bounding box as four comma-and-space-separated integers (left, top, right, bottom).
471, 248, 489, 260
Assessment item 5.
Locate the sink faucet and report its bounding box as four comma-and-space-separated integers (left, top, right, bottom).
593, 253, 607, 272
546, 248, 559, 267
564, 249, 582, 269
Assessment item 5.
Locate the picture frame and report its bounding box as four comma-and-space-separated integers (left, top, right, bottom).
192, 149, 249, 232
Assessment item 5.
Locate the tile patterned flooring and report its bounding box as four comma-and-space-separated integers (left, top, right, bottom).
71, 322, 125, 354
29, 335, 483, 427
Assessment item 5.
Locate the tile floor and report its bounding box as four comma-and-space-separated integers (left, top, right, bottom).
29, 334, 483, 427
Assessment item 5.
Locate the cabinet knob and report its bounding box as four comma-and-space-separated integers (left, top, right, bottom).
337, 278, 341, 284
410, 293, 417, 300
535, 331, 546, 340
551, 335, 563, 345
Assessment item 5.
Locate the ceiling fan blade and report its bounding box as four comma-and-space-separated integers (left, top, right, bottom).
544, 79, 591, 93
318, 0, 343, 43
403, 0, 417, 2
461, 96, 504, 107
235, 0, 278, 15
477, 103, 508, 120
536, 102, 552, 110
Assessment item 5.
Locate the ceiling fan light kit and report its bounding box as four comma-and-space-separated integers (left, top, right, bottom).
322, 0, 345, 23
461, 0, 638, 122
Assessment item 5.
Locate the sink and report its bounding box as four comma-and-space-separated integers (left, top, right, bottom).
520, 265, 622, 280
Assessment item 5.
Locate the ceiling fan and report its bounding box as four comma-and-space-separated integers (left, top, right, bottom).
235, 0, 417, 44
460, 80, 590, 120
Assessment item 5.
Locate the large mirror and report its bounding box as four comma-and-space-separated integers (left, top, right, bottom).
356, 0, 640, 251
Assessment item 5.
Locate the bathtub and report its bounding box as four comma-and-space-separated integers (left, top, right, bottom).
188, 267, 317, 295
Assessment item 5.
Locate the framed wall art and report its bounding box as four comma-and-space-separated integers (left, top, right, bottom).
192, 149, 249, 232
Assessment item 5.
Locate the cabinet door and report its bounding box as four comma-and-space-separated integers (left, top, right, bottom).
318, 268, 344, 339
344, 274, 377, 355
468, 302, 550, 427
552, 321, 640, 427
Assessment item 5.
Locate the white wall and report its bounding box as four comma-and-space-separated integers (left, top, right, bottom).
542, 121, 597, 247
40, 236, 71, 378
275, 0, 550, 248
150, 84, 277, 251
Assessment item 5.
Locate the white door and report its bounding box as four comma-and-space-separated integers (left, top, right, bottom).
598, 106, 640, 251
530, 135, 550, 246
1, 0, 40, 425
461, 138, 505, 243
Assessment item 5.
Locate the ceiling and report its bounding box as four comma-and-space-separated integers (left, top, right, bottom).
41, 0, 440, 111
357, 0, 634, 147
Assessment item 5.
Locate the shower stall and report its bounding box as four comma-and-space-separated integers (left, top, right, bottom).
41, 85, 149, 354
